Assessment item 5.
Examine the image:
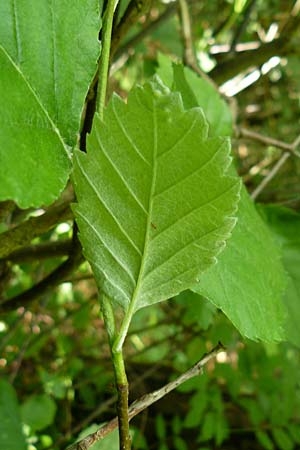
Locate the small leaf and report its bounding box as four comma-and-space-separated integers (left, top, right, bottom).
0, 0, 101, 207
156, 414, 167, 440
272, 428, 294, 450
157, 54, 232, 136
73, 80, 240, 317
21, 394, 57, 432
255, 431, 274, 450
0, 379, 27, 450
199, 412, 215, 442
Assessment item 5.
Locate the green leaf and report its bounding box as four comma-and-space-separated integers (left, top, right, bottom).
0, 0, 100, 207
255, 431, 274, 450
156, 54, 232, 136
199, 412, 215, 442
259, 205, 300, 346
73, 80, 240, 320
272, 428, 294, 450
156, 58, 287, 342
156, 414, 167, 440
193, 187, 287, 341
21, 394, 57, 432
0, 379, 27, 450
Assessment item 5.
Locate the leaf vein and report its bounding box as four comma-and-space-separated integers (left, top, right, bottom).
76, 209, 137, 287
157, 116, 198, 159
76, 156, 142, 257
154, 141, 224, 198
151, 182, 237, 243
112, 98, 151, 167
94, 127, 148, 215
142, 225, 222, 285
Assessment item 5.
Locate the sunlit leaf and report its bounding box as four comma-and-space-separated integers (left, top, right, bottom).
73, 79, 240, 318
0, 0, 100, 207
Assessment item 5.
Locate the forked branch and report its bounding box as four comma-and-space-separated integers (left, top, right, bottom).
66, 343, 224, 450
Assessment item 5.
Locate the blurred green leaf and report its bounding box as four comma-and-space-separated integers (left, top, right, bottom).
255, 431, 274, 450
0, 379, 27, 450
272, 428, 294, 450
21, 394, 57, 432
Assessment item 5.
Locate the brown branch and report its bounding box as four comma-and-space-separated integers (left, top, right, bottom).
2, 239, 72, 264
251, 134, 300, 200
0, 190, 73, 259
177, 0, 219, 91
211, 4, 300, 84
230, 0, 257, 52
0, 230, 83, 313
114, 2, 177, 60
110, 0, 153, 60
211, 38, 296, 83
238, 128, 300, 158
66, 343, 224, 450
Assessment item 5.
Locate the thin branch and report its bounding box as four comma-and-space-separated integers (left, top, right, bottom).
230, 0, 257, 52
211, 3, 300, 84
244, 129, 300, 200
251, 153, 290, 200
113, 2, 177, 61
97, 0, 120, 117
238, 127, 300, 158
2, 239, 72, 264
66, 343, 224, 450
0, 190, 73, 259
110, 0, 153, 60
0, 229, 83, 312
177, 0, 219, 90
178, 0, 197, 68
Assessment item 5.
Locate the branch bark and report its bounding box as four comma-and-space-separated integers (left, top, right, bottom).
0, 190, 73, 259
66, 343, 224, 450
2, 239, 72, 264
0, 230, 83, 312
110, 0, 153, 60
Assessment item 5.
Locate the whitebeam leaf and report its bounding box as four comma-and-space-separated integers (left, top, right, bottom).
0, 0, 101, 207
73, 80, 240, 313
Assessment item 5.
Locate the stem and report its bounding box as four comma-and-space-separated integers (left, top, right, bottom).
112, 350, 131, 450
96, 0, 119, 118
101, 296, 131, 450
66, 343, 224, 450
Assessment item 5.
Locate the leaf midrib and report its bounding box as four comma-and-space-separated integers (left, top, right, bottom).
0, 44, 69, 157
130, 99, 158, 311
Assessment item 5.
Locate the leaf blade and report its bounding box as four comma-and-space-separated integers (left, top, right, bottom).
0, 0, 101, 207
73, 81, 240, 317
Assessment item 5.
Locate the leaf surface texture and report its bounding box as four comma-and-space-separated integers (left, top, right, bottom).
0, 0, 101, 207
73, 81, 240, 312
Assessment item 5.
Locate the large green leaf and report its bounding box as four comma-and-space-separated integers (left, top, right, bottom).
193, 187, 287, 341
0, 379, 27, 450
73, 79, 240, 314
0, 0, 101, 207
259, 205, 300, 346
158, 60, 287, 341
